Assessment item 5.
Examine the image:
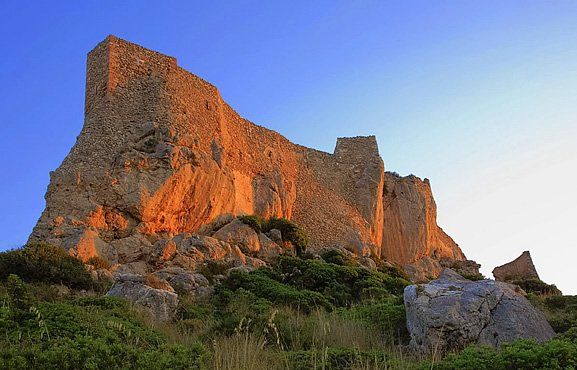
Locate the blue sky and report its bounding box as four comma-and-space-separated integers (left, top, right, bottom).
1, 1, 576, 293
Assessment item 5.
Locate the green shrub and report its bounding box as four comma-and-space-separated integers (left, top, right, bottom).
263, 218, 309, 256
218, 269, 332, 313
198, 260, 235, 284
238, 215, 265, 232
0, 295, 209, 369
338, 296, 409, 344
512, 278, 561, 296
286, 347, 404, 370
320, 249, 355, 266
0, 243, 94, 289
376, 262, 410, 281
539, 295, 577, 333
428, 338, 577, 370
238, 215, 310, 256
270, 255, 409, 306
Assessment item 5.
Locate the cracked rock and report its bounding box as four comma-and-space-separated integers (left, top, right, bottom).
404, 268, 555, 354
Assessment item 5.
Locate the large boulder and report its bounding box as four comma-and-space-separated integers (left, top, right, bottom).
212, 219, 262, 253
493, 251, 540, 282
107, 274, 178, 322
153, 267, 213, 297
404, 269, 555, 354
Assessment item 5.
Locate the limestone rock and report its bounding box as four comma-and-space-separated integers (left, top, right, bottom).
107, 274, 178, 322
153, 267, 212, 297
266, 229, 282, 244
493, 251, 540, 282
111, 261, 149, 276
212, 218, 262, 253
382, 173, 465, 265
404, 269, 555, 354
28, 35, 466, 279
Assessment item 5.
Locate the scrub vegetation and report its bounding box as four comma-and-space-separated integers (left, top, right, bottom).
0, 242, 576, 369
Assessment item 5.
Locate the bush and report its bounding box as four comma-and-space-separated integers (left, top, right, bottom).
338, 296, 409, 344
320, 249, 355, 266
287, 347, 403, 370
239, 215, 310, 256
270, 255, 409, 306
263, 218, 309, 256
540, 295, 577, 333
238, 215, 265, 232
0, 295, 209, 369
512, 278, 561, 296
218, 269, 332, 313
198, 260, 235, 284
0, 243, 94, 289
428, 338, 577, 370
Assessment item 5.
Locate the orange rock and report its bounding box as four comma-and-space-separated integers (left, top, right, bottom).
28, 36, 466, 277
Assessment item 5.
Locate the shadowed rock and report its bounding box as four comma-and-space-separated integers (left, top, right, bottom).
107, 274, 178, 322
493, 251, 540, 282
404, 268, 555, 354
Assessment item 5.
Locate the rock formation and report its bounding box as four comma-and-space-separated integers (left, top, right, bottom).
404, 269, 555, 354
29, 35, 465, 278
107, 274, 179, 322
493, 251, 540, 282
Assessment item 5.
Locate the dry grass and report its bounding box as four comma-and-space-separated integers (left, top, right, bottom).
211, 319, 286, 370
144, 273, 170, 290
278, 307, 387, 351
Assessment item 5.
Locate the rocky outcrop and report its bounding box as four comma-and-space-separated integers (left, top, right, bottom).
106, 274, 179, 322
404, 269, 555, 354
29, 35, 465, 278
493, 251, 540, 282
382, 173, 465, 265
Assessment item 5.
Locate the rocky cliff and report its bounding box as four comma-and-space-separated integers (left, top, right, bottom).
29, 35, 465, 277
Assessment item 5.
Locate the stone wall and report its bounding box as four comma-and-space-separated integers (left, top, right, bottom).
29, 35, 465, 273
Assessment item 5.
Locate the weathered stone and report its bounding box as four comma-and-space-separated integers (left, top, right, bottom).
107, 278, 178, 322
28, 35, 466, 280
403, 256, 443, 283
359, 257, 377, 270
212, 219, 262, 253
493, 251, 540, 282
266, 229, 282, 244
96, 268, 114, 282
404, 269, 555, 354
383, 174, 465, 266
111, 261, 149, 276
110, 234, 153, 264
168, 272, 212, 297
441, 258, 482, 279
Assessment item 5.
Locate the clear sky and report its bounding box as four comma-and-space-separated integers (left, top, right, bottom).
1, 1, 576, 293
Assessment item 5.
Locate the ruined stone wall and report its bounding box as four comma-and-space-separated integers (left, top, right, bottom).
30, 35, 465, 271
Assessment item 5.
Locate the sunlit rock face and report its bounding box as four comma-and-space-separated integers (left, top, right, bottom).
29, 35, 465, 278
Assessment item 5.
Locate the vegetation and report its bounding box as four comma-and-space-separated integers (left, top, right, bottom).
0, 243, 94, 289
426, 335, 577, 370
1, 242, 576, 368
239, 215, 309, 256
86, 255, 112, 270
512, 278, 562, 296
528, 294, 577, 334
